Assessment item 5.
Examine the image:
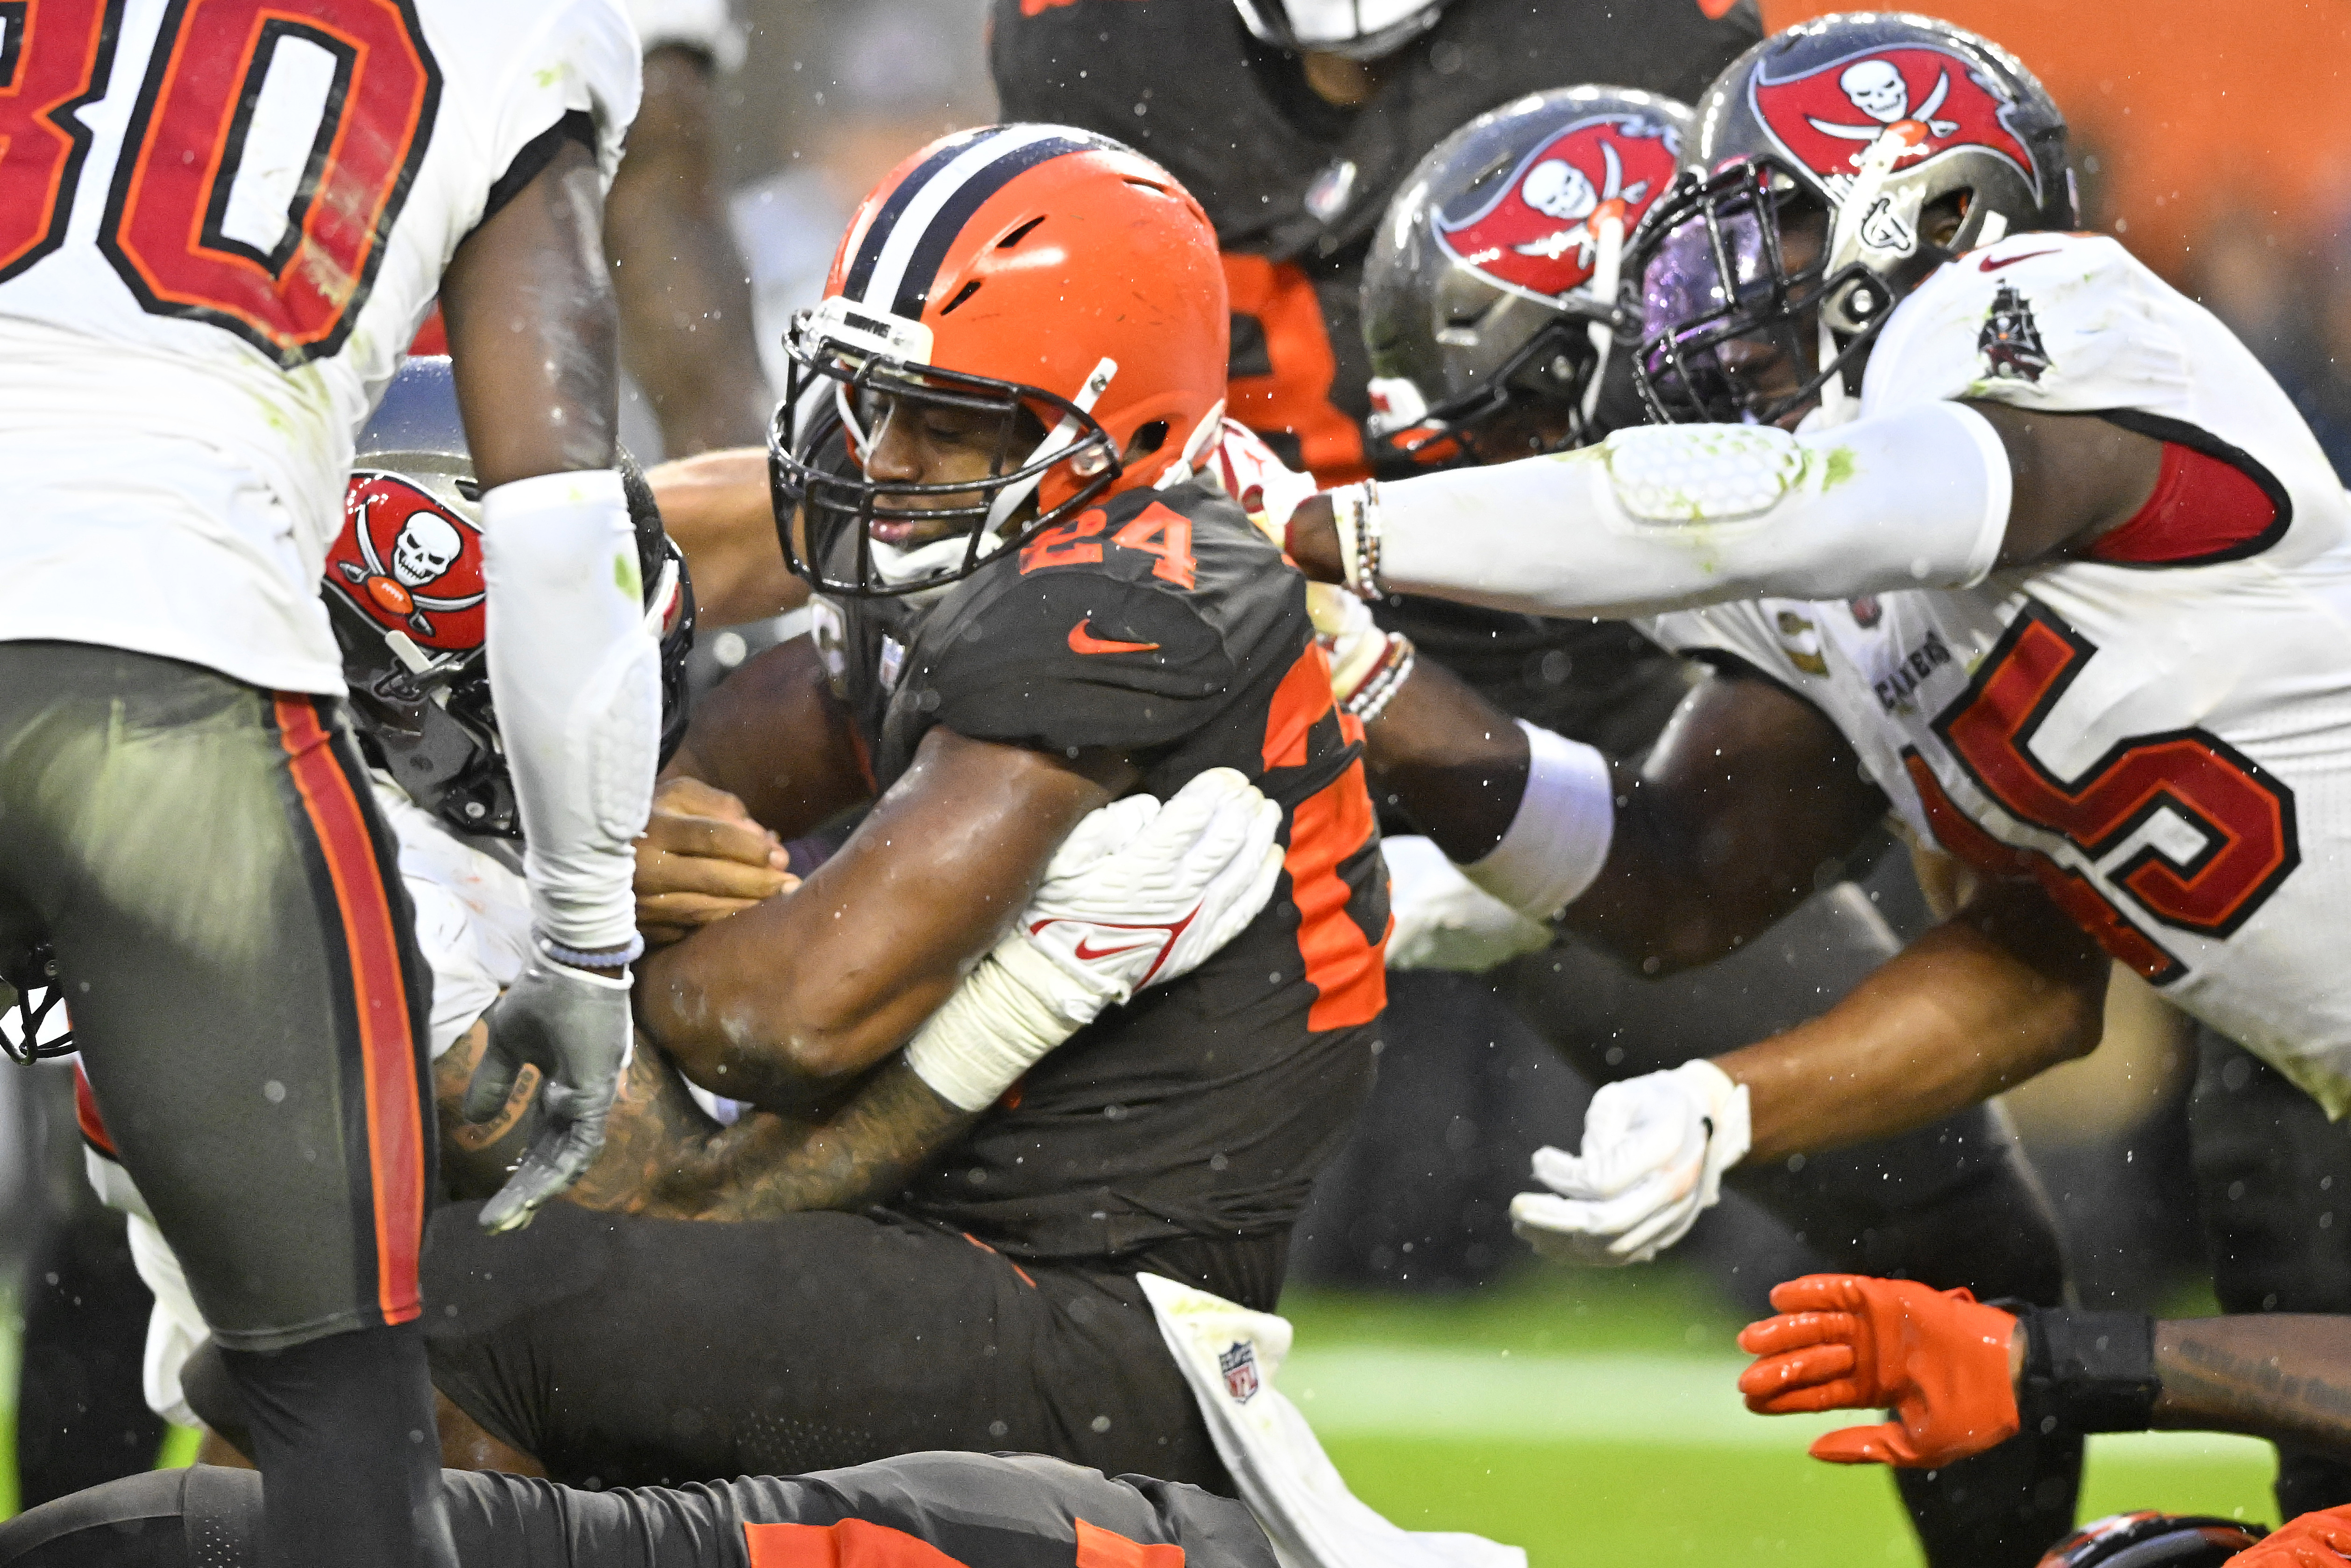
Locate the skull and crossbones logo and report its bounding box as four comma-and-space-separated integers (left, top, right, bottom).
390, 512, 462, 589
1807, 57, 1960, 162
335, 474, 487, 640
1512, 139, 1649, 269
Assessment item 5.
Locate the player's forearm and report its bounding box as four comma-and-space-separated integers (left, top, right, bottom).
1362, 659, 1535, 860
1720, 880, 2108, 1164
1286, 403, 2008, 618
635, 885, 966, 1114
648, 1060, 973, 1222
441, 140, 618, 486
645, 449, 808, 626
2152, 1316, 2351, 1458
605, 49, 768, 456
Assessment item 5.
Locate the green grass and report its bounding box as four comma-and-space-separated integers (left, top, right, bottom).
1274, 1266, 2277, 1567
0, 1265, 2280, 1564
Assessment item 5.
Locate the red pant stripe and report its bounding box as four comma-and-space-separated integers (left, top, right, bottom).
273, 696, 424, 1322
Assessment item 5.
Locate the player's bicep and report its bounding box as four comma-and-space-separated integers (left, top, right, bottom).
440, 135, 619, 489
639, 727, 1117, 1098
1969, 402, 2164, 566
664, 637, 871, 837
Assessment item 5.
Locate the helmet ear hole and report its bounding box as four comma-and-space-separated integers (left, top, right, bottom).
1124, 420, 1171, 461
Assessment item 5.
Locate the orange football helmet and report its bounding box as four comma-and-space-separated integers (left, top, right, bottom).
770, 125, 1229, 596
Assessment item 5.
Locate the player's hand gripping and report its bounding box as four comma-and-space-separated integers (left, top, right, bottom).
1508, 1060, 1750, 1264
1736, 1273, 2022, 1468
1019, 766, 1285, 1022
2229, 1507, 2351, 1568
464, 944, 634, 1233
633, 776, 796, 946
903, 768, 1286, 1113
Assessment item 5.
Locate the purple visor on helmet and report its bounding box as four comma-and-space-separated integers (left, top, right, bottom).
1640, 207, 1768, 364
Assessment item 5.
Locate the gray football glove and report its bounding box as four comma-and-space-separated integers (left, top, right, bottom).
463, 944, 633, 1233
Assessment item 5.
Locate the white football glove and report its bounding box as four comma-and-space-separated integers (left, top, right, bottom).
904, 768, 1285, 1111
1381, 835, 1552, 972
1210, 419, 1322, 543
1509, 1059, 1751, 1265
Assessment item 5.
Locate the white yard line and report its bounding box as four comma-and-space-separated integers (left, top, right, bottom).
1277, 1345, 2268, 1464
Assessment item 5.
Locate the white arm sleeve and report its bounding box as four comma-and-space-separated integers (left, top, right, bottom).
1371, 401, 2012, 620
481, 471, 660, 954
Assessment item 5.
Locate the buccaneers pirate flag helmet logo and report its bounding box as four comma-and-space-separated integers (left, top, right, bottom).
1748, 43, 2039, 206
326, 471, 487, 650
1433, 114, 1681, 302
1361, 87, 1691, 457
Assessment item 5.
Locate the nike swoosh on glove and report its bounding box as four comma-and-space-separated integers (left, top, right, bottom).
463, 943, 634, 1232
1507, 1059, 1749, 1264
1019, 766, 1285, 1024
1735, 1273, 2020, 1469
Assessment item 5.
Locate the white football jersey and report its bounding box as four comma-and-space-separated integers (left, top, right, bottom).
1650, 232, 2351, 1114
0, 0, 640, 693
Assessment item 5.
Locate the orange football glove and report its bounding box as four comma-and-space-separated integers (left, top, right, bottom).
1736, 1273, 2021, 1469
2228, 1507, 2351, 1568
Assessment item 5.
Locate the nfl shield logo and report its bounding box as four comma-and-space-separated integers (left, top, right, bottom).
1218, 1340, 1260, 1403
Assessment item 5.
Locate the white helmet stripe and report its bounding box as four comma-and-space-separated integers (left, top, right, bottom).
854, 125, 1073, 316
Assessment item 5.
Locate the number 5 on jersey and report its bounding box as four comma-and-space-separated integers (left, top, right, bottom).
0, 0, 438, 364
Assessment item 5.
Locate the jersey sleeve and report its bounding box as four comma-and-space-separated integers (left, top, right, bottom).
487, 0, 643, 189
1642, 600, 1831, 692
1859, 232, 2192, 420
913, 567, 1245, 756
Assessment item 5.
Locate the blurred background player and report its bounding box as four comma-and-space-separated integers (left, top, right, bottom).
610, 0, 772, 461
0, 0, 661, 1560
1279, 7, 2351, 1532
1273, 82, 2080, 1567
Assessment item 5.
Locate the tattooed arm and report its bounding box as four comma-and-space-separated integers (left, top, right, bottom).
435, 1021, 970, 1219
2152, 1316, 2351, 1458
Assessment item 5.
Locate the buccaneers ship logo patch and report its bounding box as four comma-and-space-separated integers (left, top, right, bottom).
1432, 115, 1679, 301
1219, 1340, 1261, 1403
1747, 46, 2037, 206
327, 472, 487, 649
1978, 283, 2050, 383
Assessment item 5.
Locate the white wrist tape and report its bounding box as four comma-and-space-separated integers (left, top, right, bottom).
903, 935, 1082, 1113
1463, 721, 1615, 920
1373, 401, 2012, 619
482, 470, 660, 952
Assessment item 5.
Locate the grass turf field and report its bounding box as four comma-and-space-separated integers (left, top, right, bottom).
0, 1265, 2279, 1562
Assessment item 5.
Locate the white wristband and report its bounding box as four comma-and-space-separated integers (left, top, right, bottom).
903, 936, 1083, 1113
1462, 721, 1615, 920
481, 470, 659, 953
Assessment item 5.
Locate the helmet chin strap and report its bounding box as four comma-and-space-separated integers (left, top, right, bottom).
1812, 127, 1913, 428
1157, 397, 1228, 490
1580, 210, 1626, 427
980, 357, 1120, 537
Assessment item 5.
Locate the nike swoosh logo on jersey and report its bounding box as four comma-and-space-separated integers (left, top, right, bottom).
1072, 935, 1169, 962
1068, 618, 1160, 655
1978, 248, 2062, 272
